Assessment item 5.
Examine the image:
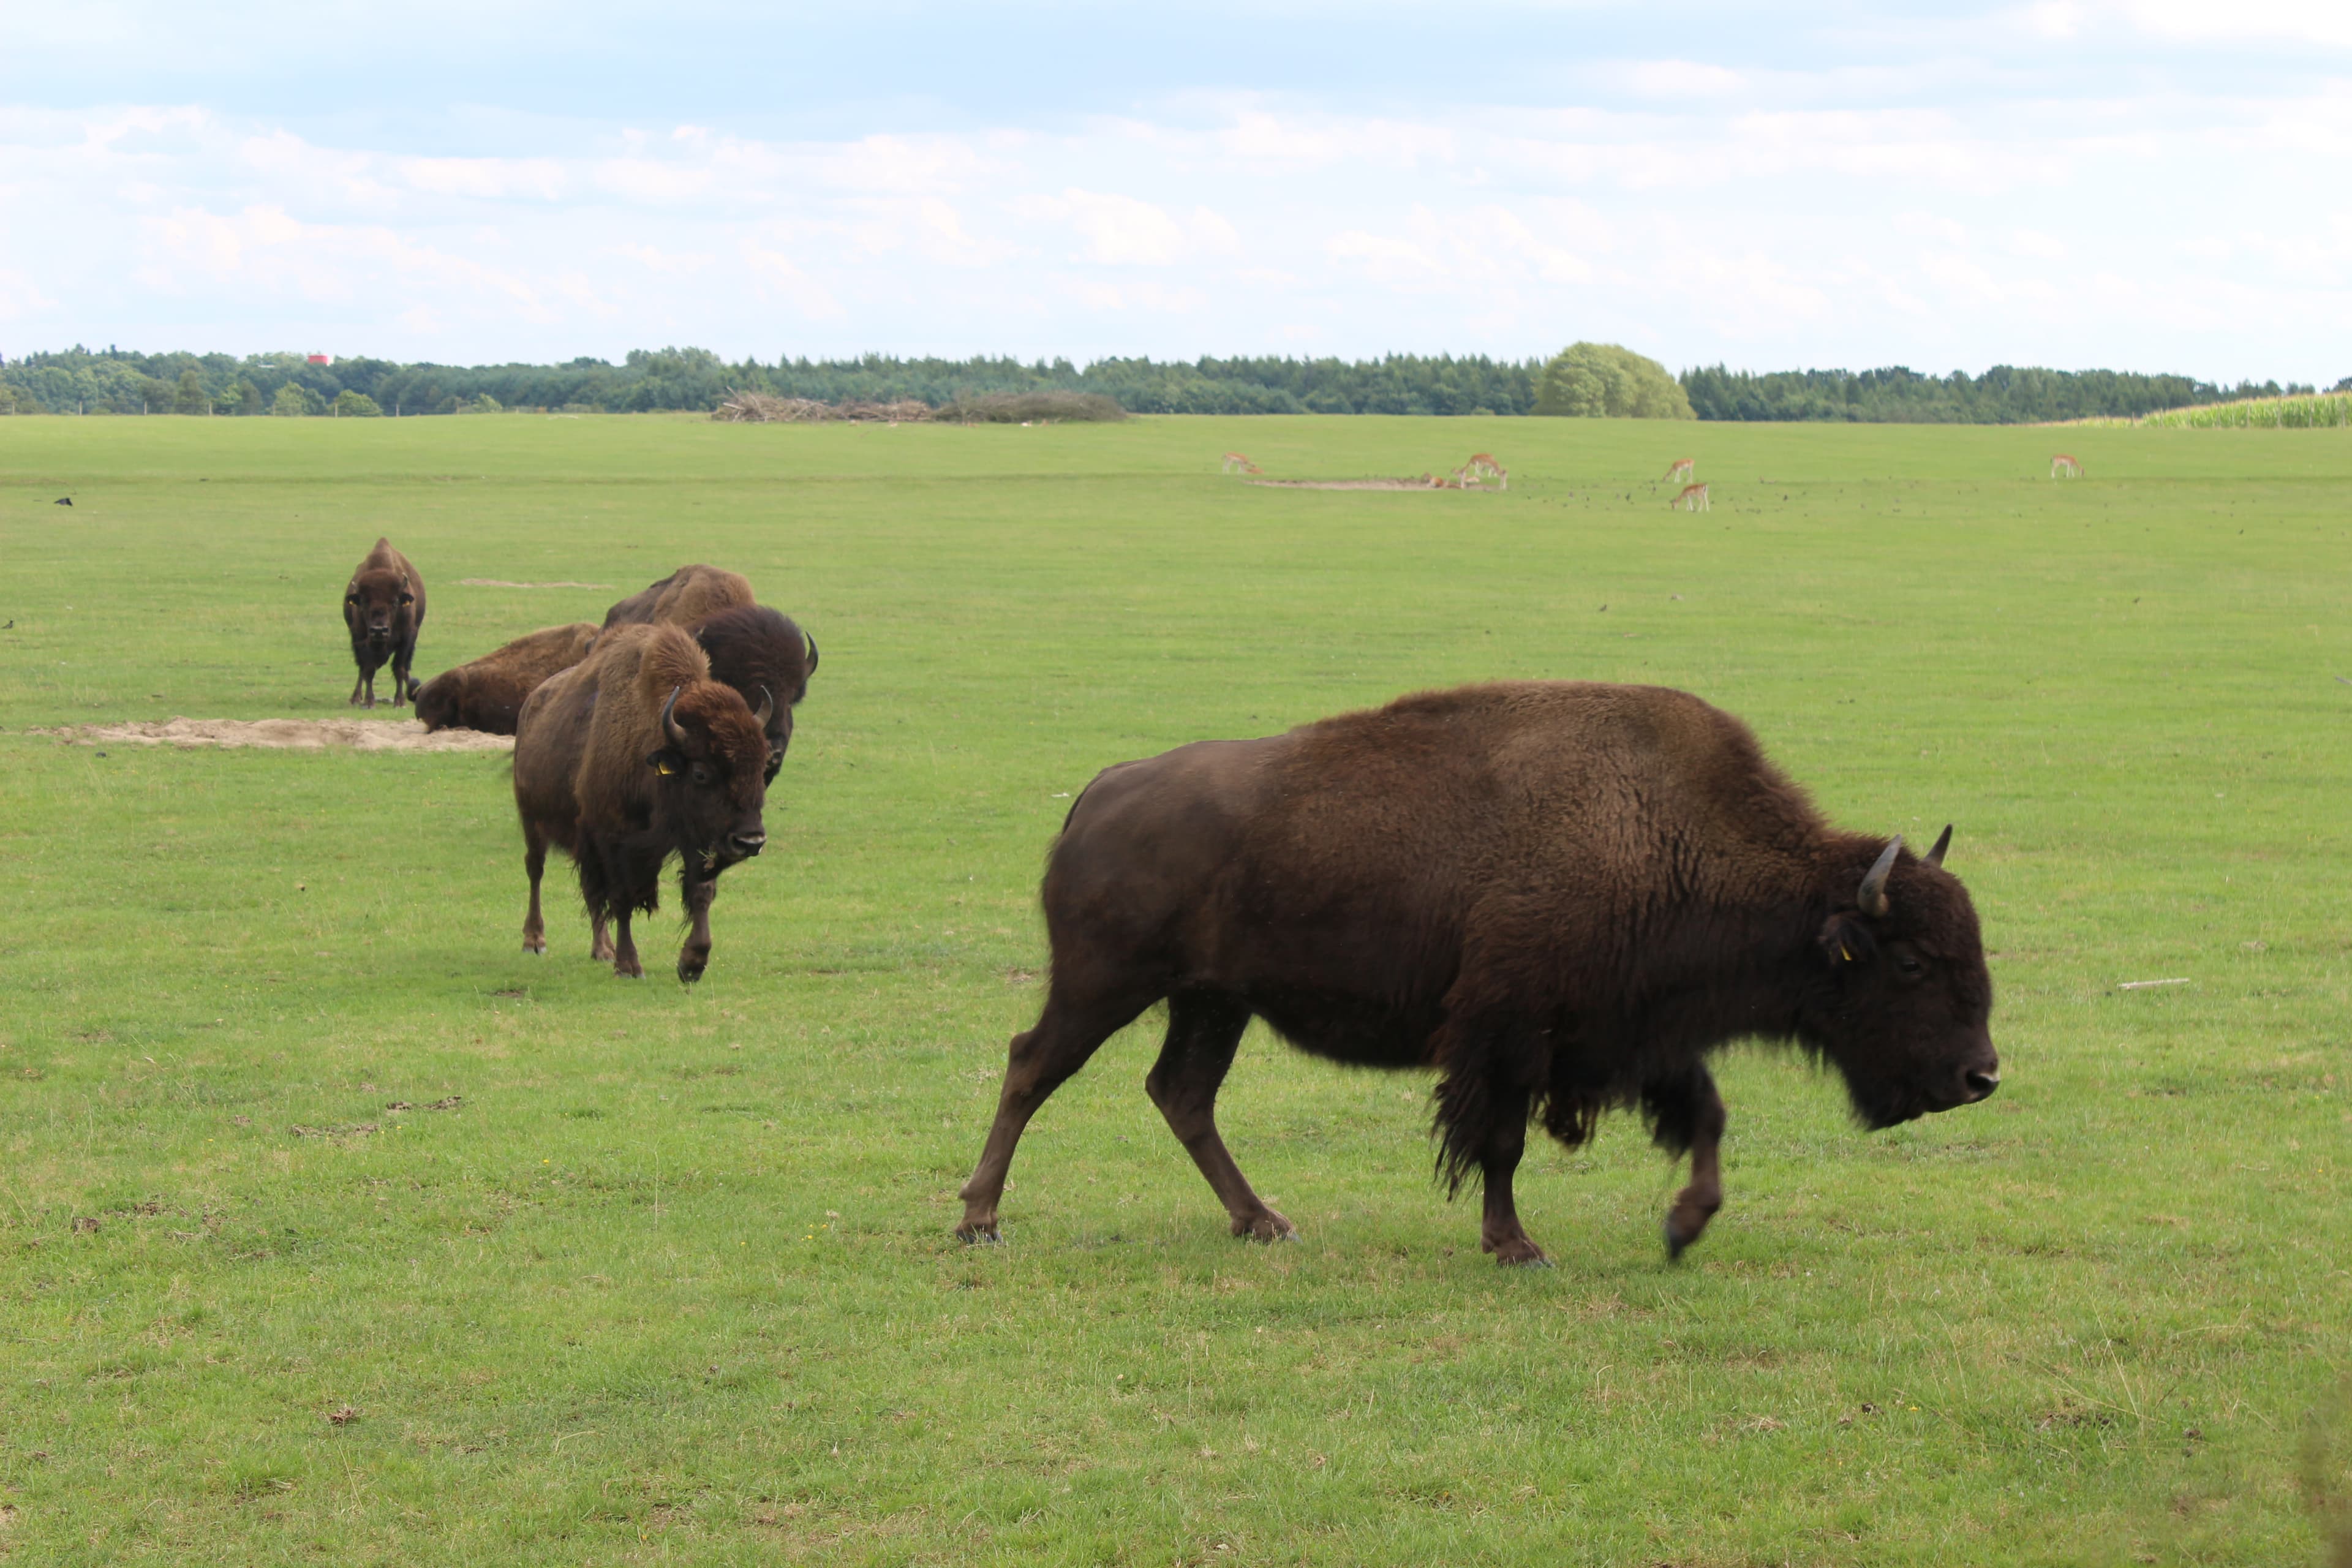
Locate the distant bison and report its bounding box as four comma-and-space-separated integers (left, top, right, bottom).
601, 565, 754, 631
687, 605, 817, 780
957, 682, 1999, 1264
511, 622, 772, 982
343, 537, 426, 708
415, 622, 598, 735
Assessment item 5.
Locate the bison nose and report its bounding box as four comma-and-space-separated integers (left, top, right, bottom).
730, 831, 766, 858
1962, 1068, 2001, 1102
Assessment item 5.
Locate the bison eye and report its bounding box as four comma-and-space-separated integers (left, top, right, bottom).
1894, 951, 1925, 979
690, 763, 714, 786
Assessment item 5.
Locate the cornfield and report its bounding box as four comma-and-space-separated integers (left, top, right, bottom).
2084, 392, 2352, 429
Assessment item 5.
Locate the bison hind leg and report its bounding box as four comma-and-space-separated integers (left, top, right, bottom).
1145, 991, 1296, 1243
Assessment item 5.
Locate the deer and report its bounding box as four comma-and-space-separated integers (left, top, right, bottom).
1673, 482, 1710, 513
1458, 453, 1508, 490
1221, 453, 1262, 475
1664, 458, 1696, 484
2050, 454, 2082, 478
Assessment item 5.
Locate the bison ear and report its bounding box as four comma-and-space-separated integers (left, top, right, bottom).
645, 748, 684, 777
1817, 913, 1878, 970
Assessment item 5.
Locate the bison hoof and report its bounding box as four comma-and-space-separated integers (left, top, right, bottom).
956, 1223, 1003, 1245
613, 960, 644, 979
1485, 1236, 1550, 1267
1233, 1210, 1300, 1243
522, 937, 546, 955
677, 953, 709, 984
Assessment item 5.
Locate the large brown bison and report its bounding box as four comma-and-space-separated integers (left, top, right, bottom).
687, 605, 817, 782
601, 565, 753, 631
511, 623, 772, 982
414, 622, 598, 735
956, 682, 1999, 1265
342, 537, 426, 707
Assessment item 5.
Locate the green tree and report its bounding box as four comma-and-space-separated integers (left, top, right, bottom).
271, 382, 308, 417
333, 390, 384, 418
232, 380, 263, 416
173, 368, 211, 415
1536, 342, 1694, 419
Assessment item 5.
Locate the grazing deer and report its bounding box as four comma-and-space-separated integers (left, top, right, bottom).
1664, 458, 1695, 484
1222, 452, 1262, 475
1673, 482, 1710, 513
2050, 454, 2082, 478
1458, 453, 1509, 490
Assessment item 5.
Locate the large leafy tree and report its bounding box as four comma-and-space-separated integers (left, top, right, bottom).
1536, 342, 1695, 419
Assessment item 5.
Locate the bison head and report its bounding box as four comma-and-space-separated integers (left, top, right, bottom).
644, 682, 773, 872
1803, 826, 2000, 1129
345, 567, 415, 647
413, 669, 462, 731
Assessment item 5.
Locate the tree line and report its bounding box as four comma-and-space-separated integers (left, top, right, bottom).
4, 343, 2341, 422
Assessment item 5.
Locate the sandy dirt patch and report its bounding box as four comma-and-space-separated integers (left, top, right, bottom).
1246, 477, 1491, 491
28, 718, 513, 753
458, 578, 612, 589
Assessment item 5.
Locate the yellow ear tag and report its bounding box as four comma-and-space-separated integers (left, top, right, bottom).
657, 758, 678, 775
1839, 944, 1853, 962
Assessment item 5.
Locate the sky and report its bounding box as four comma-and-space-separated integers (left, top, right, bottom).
2, 1, 2349, 380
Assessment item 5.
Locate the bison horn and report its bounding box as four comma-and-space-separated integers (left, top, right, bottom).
1858, 836, 1902, 918
752, 684, 774, 730
660, 684, 688, 748
1924, 823, 1953, 867
802, 630, 818, 675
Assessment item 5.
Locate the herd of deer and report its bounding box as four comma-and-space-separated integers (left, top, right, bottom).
1214, 450, 2086, 506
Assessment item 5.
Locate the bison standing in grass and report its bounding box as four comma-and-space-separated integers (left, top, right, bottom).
415, 622, 599, 735
512, 623, 772, 982
342, 537, 425, 708
957, 682, 1999, 1264
601, 565, 754, 630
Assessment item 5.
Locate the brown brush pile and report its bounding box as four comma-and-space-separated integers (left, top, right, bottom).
712, 393, 935, 424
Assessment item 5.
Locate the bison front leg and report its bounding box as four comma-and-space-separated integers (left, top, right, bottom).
610, 907, 644, 979
1145, 992, 1295, 1243
677, 871, 717, 983
1658, 1069, 1728, 1262
1473, 1090, 1548, 1266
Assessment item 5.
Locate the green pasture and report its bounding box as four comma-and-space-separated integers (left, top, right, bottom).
1, 413, 2346, 1566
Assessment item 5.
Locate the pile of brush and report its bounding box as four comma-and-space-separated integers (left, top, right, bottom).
712, 393, 935, 424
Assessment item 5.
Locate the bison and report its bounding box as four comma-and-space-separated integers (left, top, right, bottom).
686, 605, 818, 782
956, 682, 2000, 1265
601, 565, 754, 631
342, 537, 426, 707
415, 622, 598, 735
511, 623, 772, 982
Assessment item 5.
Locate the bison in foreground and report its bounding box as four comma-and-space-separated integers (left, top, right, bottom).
342, 537, 426, 707
601, 565, 754, 631
687, 605, 817, 781
512, 623, 772, 981
957, 682, 1999, 1264
415, 622, 598, 735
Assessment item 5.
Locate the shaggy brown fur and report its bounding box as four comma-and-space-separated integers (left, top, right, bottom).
511, 624, 772, 982
600, 565, 755, 631
956, 682, 1999, 1265
342, 538, 426, 707
687, 604, 817, 778
415, 623, 598, 734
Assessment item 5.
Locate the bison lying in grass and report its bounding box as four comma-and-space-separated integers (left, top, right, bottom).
601, 564, 753, 631
957, 682, 1999, 1264
512, 623, 772, 982
415, 622, 598, 735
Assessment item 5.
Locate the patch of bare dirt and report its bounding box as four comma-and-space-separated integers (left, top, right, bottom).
1246, 477, 1487, 491
458, 578, 612, 589
29, 718, 513, 753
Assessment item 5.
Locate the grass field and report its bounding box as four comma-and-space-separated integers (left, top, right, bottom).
2, 412, 2348, 1566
